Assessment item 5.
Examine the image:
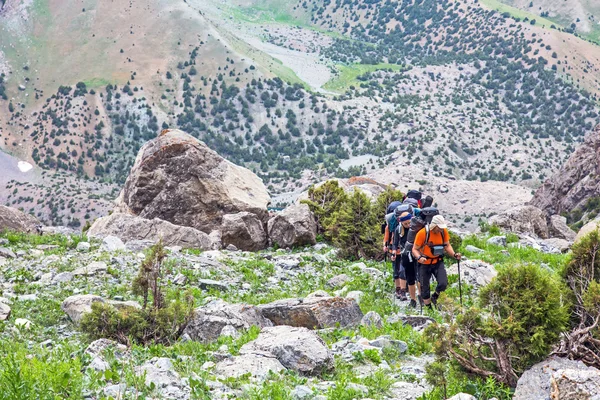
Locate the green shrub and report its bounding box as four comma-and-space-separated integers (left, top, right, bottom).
301, 180, 348, 235
426, 264, 570, 387
448, 230, 462, 254
373, 185, 404, 220
80, 242, 194, 345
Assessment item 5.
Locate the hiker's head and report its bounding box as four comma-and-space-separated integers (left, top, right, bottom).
399, 211, 412, 228
430, 215, 447, 233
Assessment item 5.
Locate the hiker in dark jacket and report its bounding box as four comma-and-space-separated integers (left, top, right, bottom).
391, 211, 418, 306
412, 215, 461, 309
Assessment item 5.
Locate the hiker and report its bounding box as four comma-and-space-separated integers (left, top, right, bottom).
411, 215, 461, 309
384, 206, 407, 298
390, 211, 418, 307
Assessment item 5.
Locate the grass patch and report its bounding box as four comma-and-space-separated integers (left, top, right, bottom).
479, 0, 560, 29
82, 77, 112, 89
323, 63, 404, 93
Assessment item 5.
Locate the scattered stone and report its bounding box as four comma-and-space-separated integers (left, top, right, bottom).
369, 336, 407, 353
72, 261, 108, 276
240, 326, 333, 375
52, 272, 74, 284
184, 299, 272, 343
387, 314, 435, 331
487, 236, 506, 247
447, 394, 477, 400
173, 273, 187, 285
346, 291, 364, 304
0, 303, 10, 320
135, 357, 190, 399
215, 352, 285, 380
0, 248, 16, 259
274, 256, 301, 270
15, 318, 32, 329
464, 245, 484, 254
258, 296, 363, 329
197, 279, 229, 291
305, 290, 330, 299
550, 368, 600, 399
104, 383, 127, 398
225, 244, 238, 251
447, 260, 497, 288
85, 339, 128, 359
388, 381, 429, 400
76, 242, 91, 252
327, 274, 350, 288
61, 295, 140, 323
542, 238, 572, 253
291, 385, 314, 400
17, 294, 38, 301
88, 357, 110, 372
102, 236, 126, 252
361, 311, 383, 328
267, 204, 317, 248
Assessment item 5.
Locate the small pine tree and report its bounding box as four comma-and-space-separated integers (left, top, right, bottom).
329, 190, 380, 260
301, 180, 348, 235
373, 185, 404, 220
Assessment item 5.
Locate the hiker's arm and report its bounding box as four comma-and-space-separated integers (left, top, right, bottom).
412, 244, 427, 263
383, 225, 390, 252
445, 243, 461, 260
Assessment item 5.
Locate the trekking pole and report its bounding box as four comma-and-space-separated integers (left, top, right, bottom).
457, 259, 463, 307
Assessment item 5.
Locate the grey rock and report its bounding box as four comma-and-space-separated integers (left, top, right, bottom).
267, 204, 317, 248
221, 212, 268, 251
219, 324, 241, 339
102, 235, 126, 252
327, 274, 350, 288
465, 245, 484, 254
291, 385, 314, 400
487, 236, 506, 247
0, 302, 10, 320
0, 248, 16, 259
104, 384, 127, 398
225, 244, 238, 251
240, 326, 333, 375
135, 357, 190, 398
346, 290, 364, 304
184, 299, 272, 343
258, 296, 363, 329
214, 352, 285, 380
388, 381, 429, 400
361, 311, 383, 328
274, 256, 301, 270
488, 205, 549, 238
387, 314, 435, 331
550, 368, 600, 399
88, 357, 110, 372
514, 356, 600, 400
114, 129, 270, 234
447, 260, 497, 289
0, 205, 40, 234
72, 261, 108, 276
369, 336, 407, 353
173, 273, 188, 285
85, 338, 128, 359
52, 272, 74, 284
76, 242, 91, 252
89, 213, 219, 250
447, 394, 477, 400
197, 279, 229, 291
542, 238, 572, 253
548, 215, 577, 241
61, 294, 140, 323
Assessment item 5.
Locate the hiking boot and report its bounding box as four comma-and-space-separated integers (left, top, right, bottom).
431, 292, 439, 306
408, 299, 417, 308
395, 287, 407, 301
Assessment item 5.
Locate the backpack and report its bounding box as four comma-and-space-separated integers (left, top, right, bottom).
403, 190, 423, 207
382, 203, 414, 236
386, 200, 403, 215
403, 207, 440, 254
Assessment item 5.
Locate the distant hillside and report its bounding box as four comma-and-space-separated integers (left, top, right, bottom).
1, 0, 600, 227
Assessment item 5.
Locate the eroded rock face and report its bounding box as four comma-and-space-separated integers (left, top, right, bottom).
548, 215, 577, 241
184, 299, 273, 343
115, 129, 270, 234
531, 125, 600, 217
220, 212, 267, 251
88, 212, 219, 250
267, 204, 317, 248
0, 205, 39, 233
488, 205, 549, 238
239, 326, 333, 375
258, 296, 363, 329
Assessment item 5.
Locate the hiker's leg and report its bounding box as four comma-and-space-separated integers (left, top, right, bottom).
393, 256, 402, 288
399, 261, 407, 291
403, 253, 417, 300
419, 265, 432, 305
433, 261, 448, 294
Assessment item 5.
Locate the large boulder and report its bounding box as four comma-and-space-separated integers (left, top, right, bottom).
446, 260, 497, 289
258, 296, 363, 329
488, 205, 549, 238
184, 299, 272, 343
267, 204, 317, 248
88, 212, 219, 250
514, 356, 600, 400
0, 205, 39, 233
576, 218, 600, 243
115, 129, 270, 234
548, 215, 577, 241
220, 212, 267, 251
214, 353, 285, 380
239, 326, 333, 375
